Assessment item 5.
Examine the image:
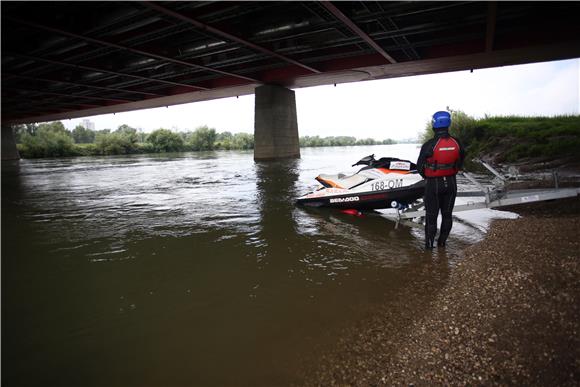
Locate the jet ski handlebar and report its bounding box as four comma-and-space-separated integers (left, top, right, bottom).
352, 154, 419, 171
352, 154, 376, 167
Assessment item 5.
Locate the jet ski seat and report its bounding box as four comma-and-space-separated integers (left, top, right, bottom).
316, 173, 368, 189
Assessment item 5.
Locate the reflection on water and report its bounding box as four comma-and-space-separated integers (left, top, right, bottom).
2, 145, 514, 385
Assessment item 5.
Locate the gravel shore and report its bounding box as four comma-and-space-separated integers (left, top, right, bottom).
306, 196, 580, 386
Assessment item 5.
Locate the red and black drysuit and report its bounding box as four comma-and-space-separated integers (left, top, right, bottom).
417, 130, 465, 248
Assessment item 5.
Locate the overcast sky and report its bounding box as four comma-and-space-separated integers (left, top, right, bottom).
64, 58, 579, 141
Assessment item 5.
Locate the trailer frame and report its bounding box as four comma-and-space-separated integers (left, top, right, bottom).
382, 160, 580, 229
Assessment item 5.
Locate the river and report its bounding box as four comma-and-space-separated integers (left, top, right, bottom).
1, 144, 516, 386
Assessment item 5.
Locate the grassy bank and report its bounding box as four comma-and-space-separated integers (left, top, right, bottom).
421, 113, 580, 169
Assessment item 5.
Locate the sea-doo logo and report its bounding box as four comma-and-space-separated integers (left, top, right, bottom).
330, 196, 360, 203
439, 147, 456, 151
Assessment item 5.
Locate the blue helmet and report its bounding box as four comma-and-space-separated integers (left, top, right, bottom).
432, 111, 451, 130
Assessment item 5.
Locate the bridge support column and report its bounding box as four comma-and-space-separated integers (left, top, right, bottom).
2, 126, 20, 161
254, 85, 300, 160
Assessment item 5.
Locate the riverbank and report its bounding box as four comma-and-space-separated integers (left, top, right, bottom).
306, 196, 580, 386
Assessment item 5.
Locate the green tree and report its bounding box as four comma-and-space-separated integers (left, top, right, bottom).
300, 136, 324, 147
420, 109, 477, 143
94, 128, 139, 155
19, 126, 74, 157
300, 135, 387, 147
187, 125, 217, 151
231, 132, 254, 150
115, 124, 138, 144
37, 121, 71, 136
336, 136, 356, 146
136, 129, 148, 143
72, 125, 96, 143
215, 131, 234, 150
146, 129, 184, 152
355, 138, 377, 146
13, 123, 39, 143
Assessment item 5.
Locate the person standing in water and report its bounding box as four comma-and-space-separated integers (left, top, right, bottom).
417, 111, 465, 249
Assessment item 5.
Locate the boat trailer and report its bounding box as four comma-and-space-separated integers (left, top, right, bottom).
382, 160, 580, 229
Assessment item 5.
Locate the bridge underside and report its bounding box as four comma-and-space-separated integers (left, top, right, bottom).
2, 1, 580, 159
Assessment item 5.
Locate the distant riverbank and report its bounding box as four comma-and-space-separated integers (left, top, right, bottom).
12, 121, 399, 159
305, 196, 580, 385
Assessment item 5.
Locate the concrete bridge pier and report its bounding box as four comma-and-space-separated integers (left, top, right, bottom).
254, 84, 300, 160
2, 126, 20, 161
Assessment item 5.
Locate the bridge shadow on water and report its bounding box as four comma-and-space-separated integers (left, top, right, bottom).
2, 155, 454, 386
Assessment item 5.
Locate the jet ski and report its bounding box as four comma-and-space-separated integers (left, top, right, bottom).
296, 154, 425, 210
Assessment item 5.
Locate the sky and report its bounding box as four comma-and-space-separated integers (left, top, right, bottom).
63, 58, 580, 141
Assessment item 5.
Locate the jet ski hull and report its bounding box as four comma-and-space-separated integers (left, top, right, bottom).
297, 180, 425, 210
297, 155, 425, 211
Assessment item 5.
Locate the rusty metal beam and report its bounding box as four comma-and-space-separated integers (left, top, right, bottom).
5, 73, 163, 98
320, 1, 397, 64
6, 16, 262, 84
6, 51, 209, 91
486, 1, 498, 52
143, 1, 321, 74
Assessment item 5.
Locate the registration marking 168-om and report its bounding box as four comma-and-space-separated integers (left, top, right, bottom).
372, 179, 403, 191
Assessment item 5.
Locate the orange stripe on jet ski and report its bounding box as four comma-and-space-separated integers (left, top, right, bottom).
377, 168, 410, 174
317, 177, 344, 189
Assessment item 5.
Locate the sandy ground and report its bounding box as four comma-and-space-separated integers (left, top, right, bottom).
304, 196, 580, 386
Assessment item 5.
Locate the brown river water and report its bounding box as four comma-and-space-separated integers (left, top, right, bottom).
1, 144, 516, 386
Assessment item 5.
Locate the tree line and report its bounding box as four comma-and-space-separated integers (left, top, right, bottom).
13, 121, 398, 158
300, 136, 395, 147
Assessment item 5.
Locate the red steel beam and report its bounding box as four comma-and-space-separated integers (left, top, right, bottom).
5, 51, 209, 91
6, 16, 262, 84
143, 1, 321, 74
5, 73, 163, 98
320, 1, 397, 64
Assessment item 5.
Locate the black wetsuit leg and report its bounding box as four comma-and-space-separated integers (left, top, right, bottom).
424, 178, 439, 249
424, 175, 458, 248
437, 175, 457, 246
